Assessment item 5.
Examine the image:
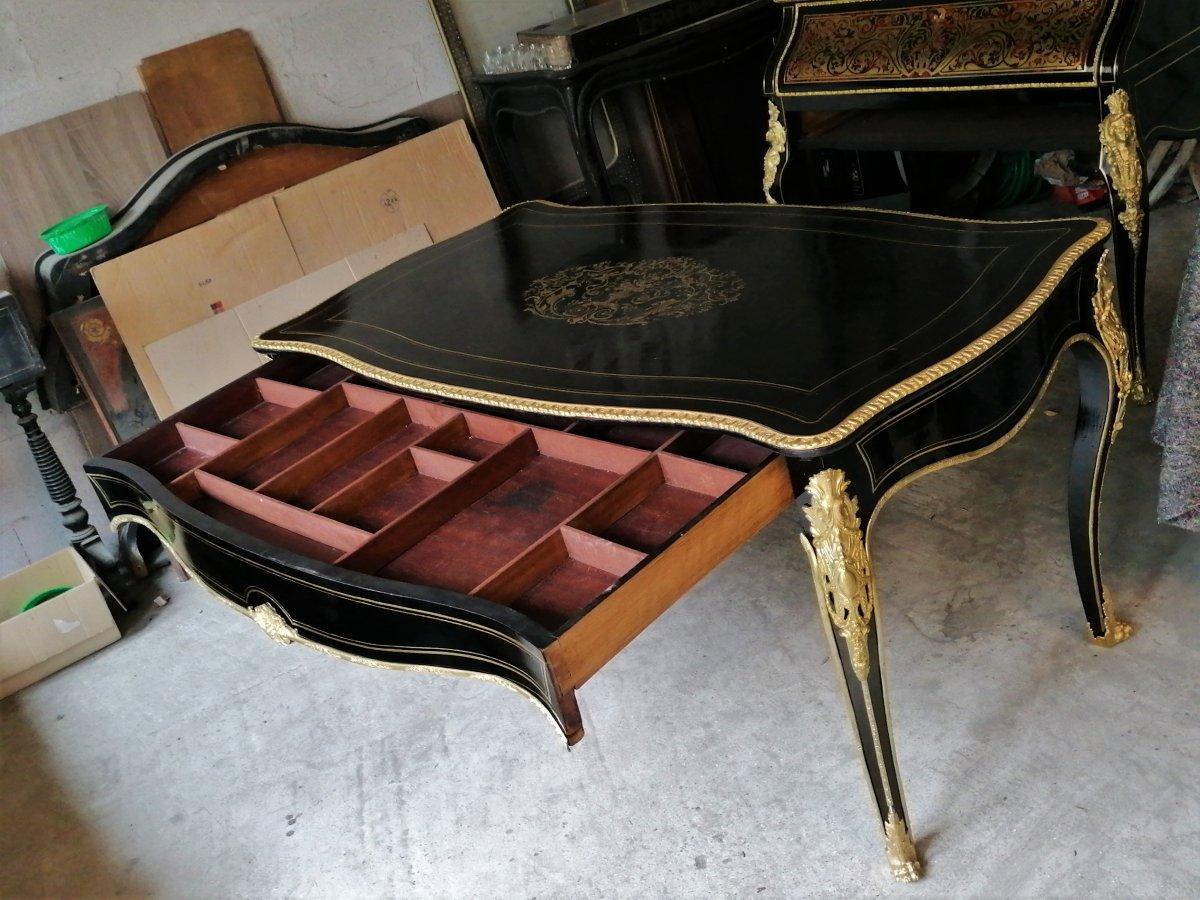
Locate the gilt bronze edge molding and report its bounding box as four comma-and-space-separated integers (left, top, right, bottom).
253, 220, 1109, 454
107, 512, 573, 746
773, 79, 1095, 98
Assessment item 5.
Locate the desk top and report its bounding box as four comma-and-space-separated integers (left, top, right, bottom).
255, 202, 1108, 454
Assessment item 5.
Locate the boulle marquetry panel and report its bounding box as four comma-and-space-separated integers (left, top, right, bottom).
781, 0, 1108, 88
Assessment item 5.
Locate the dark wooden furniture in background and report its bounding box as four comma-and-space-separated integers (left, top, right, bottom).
473, 0, 779, 203
49, 298, 156, 444
764, 0, 1200, 403
88, 202, 1133, 883
34, 115, 429, 418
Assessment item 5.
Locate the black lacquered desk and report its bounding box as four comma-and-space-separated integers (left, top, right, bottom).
87, 202, 1133, 883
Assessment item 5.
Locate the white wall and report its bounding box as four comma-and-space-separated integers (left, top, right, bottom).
0, 0, 458, 134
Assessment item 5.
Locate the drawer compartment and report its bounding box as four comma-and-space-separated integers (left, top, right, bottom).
92, 360, 794, 741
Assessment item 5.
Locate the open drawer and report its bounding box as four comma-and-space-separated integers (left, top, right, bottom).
85, 356, 794, 743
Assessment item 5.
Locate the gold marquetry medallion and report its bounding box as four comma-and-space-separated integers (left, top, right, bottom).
523, 257, 744, 326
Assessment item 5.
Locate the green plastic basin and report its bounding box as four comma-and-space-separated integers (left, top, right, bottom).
40, 204, 112, 254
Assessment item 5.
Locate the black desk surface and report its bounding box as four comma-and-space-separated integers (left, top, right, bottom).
255, 202, 1108, 454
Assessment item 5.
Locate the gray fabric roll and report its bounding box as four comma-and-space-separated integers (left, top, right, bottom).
1154, 212, 1200, 531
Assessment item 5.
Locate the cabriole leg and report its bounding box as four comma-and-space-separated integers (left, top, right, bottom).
800, 469, 921, 883
1071, 256, 1136, 646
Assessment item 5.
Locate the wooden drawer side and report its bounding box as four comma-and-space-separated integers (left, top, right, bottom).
545, 456, 793, 690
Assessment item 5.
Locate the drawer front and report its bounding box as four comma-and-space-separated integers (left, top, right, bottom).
90, 358, 794, 743
774, 0, 1114, 95
86, 463, 576, 733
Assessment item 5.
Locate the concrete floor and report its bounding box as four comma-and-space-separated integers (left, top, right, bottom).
2, 205, 1198, 898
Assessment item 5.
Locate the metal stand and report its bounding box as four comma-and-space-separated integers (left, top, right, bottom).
4, 385, 117, 572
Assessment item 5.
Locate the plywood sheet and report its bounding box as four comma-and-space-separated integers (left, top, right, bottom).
274, 121, 499, 272
92, 197, 303, 415
139, 29, 282, 153
0, 93, 167, 330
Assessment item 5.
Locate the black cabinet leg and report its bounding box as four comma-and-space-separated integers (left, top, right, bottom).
1068, 337, 1134, 646
1071, 256, 1136, 646
801, 469, 922, 883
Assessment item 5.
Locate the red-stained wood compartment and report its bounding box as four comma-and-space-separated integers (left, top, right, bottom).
107, 359, 792, 664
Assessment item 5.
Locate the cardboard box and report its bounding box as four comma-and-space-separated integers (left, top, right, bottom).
144, 226, 432, 411
92, 196, 304, 415
274, 121, 499, 272
0, 548, 119, 699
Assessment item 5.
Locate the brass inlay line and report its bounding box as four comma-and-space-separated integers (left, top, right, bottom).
268, 206, 1093, 412
854, 313, 1069, 490
317, 236, 1028, 400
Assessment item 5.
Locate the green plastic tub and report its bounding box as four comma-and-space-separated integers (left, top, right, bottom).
39, 204, 112, 254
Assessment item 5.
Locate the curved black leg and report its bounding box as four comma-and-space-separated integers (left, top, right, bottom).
801, 469, 921, 883
1068, 339, 1133, 646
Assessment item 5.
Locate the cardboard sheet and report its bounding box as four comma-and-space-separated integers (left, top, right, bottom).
95, 119, 495, 417
92, 196, 304, 415
144, 227, 431, 412
274, 121, 499, 272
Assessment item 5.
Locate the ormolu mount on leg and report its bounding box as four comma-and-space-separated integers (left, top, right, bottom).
1098, 89, 1154, 405
803, 469, 921, 883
